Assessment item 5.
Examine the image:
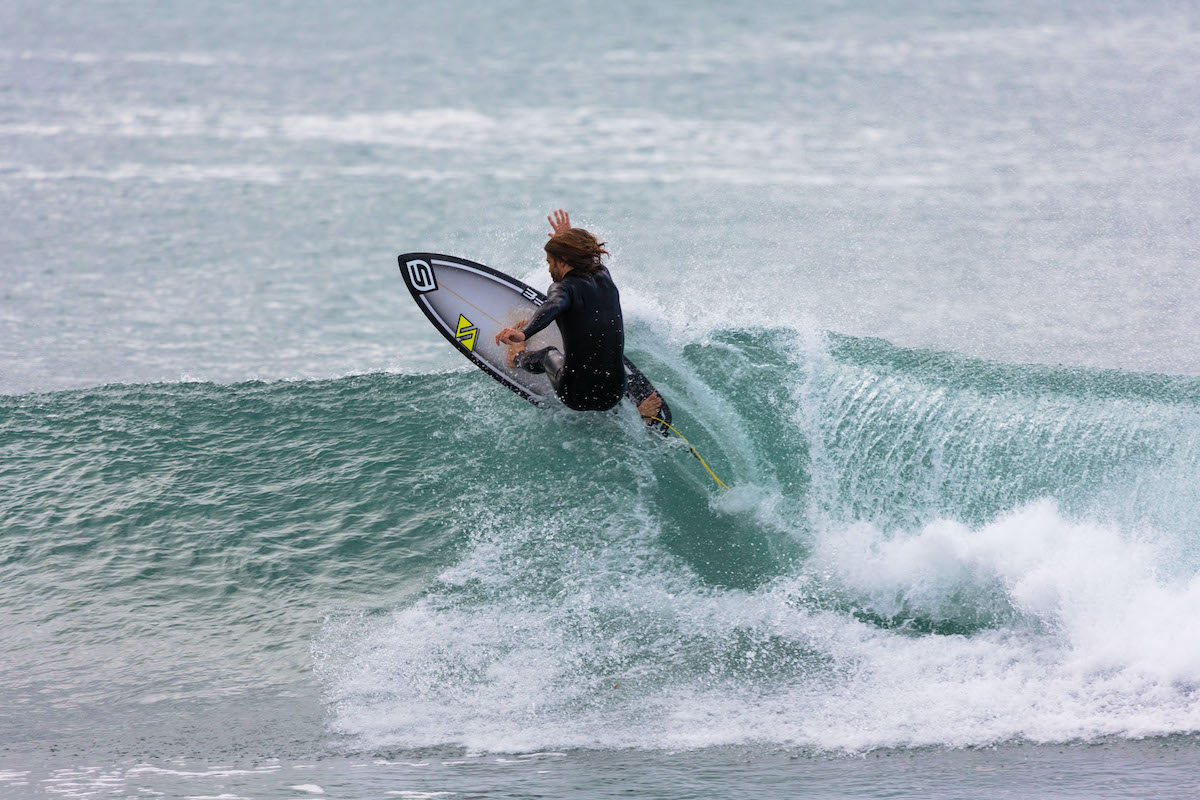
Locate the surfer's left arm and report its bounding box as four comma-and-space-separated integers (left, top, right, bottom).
516, 282, 572, 341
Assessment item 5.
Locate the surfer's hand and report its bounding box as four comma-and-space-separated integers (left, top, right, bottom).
495, 327, 526, 346
547, 209, 571, 236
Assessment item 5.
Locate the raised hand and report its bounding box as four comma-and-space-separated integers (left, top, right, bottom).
547, 209, 571, 236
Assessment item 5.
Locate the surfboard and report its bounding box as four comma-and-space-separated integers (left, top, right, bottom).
398, 252, 670, 432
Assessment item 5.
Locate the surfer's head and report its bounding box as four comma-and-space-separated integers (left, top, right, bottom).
545, 228, 608, 279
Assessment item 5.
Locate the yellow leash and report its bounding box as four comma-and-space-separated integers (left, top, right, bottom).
648, 416, 728, 490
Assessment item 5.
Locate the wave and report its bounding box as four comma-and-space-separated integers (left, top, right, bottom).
3, 328, 1199, 752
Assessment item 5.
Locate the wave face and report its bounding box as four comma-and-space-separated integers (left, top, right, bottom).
4, 329, 1200, 753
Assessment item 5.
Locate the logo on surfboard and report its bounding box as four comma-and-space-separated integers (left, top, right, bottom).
406, 259, 438, 293
455, 314, 477, 351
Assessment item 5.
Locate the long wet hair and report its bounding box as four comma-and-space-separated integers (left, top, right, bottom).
544, 228, 609, 276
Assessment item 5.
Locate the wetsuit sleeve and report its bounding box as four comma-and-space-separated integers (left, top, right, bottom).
520, 281, 572, 341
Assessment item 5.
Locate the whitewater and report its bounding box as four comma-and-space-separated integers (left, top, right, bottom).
4, 0, 1200, 797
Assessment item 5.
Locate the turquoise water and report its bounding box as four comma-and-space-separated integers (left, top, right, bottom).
4, 0, 1200, 797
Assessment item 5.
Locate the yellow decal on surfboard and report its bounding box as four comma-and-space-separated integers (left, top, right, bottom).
455, 314, 477, 351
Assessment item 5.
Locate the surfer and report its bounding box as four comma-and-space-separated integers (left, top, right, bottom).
495, 210, 662, 420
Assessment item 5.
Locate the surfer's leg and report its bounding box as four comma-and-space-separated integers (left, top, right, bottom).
505, 340, 527, 367
542, 348, 565, 384
513, 347, 565, 385
512, 346, 549, 374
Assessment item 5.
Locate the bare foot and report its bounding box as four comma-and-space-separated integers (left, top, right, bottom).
506, 340, 526, 367
637, 392, 662, 421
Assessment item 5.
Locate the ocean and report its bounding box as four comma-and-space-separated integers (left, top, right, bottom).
2, 1, 1199, 797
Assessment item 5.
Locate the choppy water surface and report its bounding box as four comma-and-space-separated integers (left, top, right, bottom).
3, 0, 1199, 798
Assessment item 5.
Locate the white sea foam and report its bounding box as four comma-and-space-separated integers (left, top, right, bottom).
10, 102, 1186, 190
317, 494, 1200, 753
0, 48, 263, 66
0, 770, 29, 790
125, 765, 282, 778
0, 162, 286, 184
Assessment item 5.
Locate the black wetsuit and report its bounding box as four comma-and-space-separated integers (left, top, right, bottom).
514, 267, 625, 411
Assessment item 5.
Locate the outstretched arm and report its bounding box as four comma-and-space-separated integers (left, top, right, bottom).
547, 209, 571, 236
519, 282, 572, 341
